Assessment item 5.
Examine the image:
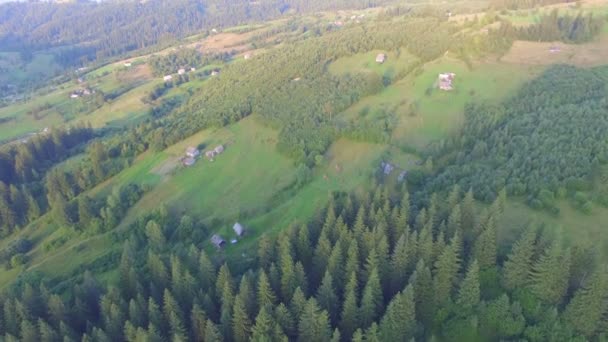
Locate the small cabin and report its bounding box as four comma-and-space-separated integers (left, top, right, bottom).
186, 147, 200, 158
244, 53, 252, 60
124, 62, 132, 67
376, 53, 387, 64
211, 70, 220, 76
438, 73, 456, 91
205, 150, 216, 159
211, 234, 226, 248
163, 75, 173, 82
214, 145, 224, 154
233, 222, 245, 237
183, 157, 196, 167
178, 69, 186, 75
191, 67, 197, 72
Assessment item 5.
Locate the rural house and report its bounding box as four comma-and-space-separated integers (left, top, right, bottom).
178, 69, 186, 75
376, 53, 386, 64
211, 234, 226, 248
183, 157, 196, 167
233, 222, 245, 237
214, 145, 225, 154
186, 147, 200, 158
438, 73, 456, 91
163, 75, 173, 82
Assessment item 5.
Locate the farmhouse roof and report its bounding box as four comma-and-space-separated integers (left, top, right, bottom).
376, 53, 386, 63
233, 222, 244, 236
211, 234, 226, 248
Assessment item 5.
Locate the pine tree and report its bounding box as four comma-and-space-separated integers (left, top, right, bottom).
280, 250, 296, 301
339, 272, 359, 341
457, 260, 480, 313
191, 304, 207, 342
503, 226, 536, 291
410, 259, 434, 327
326, 240, 345, 293
330, 328, 340, 342
389, 234, 410, 296
364, 322, 380, 342
257, 270, 277, 310
204, 319, 223, 342
359, 268, 383, 329
379, 285, 416, 342
474, 214, 497, 269
199, 250, 216, 292
290, 287, 307, 324
275, 303, 295, 338
297, 299, 331, 342
433, 233, 461, 306
251, 306, 273, 342
563, 265, 608, 337
20, 319, 38, 342
258, 235, 275, 270
316, 271, 339, 325
296, 225, 313, 270
344, 239, 360, 285
232, 297, 252, 342
312, 233, 332, 288
528, 241, 571, 305
38, 319, 59, 342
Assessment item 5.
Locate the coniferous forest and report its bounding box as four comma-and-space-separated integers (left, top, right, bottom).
2, 183, 606, 341
0, 0, 607, 341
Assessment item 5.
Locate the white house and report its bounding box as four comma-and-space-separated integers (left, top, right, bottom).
233, 222, 245, 237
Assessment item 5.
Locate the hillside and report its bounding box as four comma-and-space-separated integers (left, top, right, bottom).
0, 0, 607, 340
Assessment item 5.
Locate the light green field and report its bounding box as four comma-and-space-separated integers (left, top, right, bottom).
501, 4, 608, 27
329, 49, 420, 80
501, 199, 608, 259
339, 57, 540, 150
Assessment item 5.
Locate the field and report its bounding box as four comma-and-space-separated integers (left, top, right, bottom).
337, 55, 540, 149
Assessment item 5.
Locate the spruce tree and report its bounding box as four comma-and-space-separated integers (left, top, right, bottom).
359, 268, 383, 329
563, 265, 608, 337
257, 270, 277, 310
528, 241, 571, 305
251, 306, 273, 342
389, 234, 410, 296
204, 319, 223, 342
457, 260, 480, 313
411, 260, 434, 327
433, 233, 461, 306
503, 226, 536, 291
339, 272, 360, 341
232, 297, 252, 342
379, 285, 416, 341
474, 214, 497, 269
316, 271, 339, 325
297, 299, 331, 342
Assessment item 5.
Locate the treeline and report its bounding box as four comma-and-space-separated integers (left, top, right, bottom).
1, 183, 606, 341
149, 49, 232, 77
0, 122, 148, 234
426, 65, 608, 212
0, 0, 397, 70
490, 0, 571, 10
0, 125, 93, 233
517, 10, 605, 43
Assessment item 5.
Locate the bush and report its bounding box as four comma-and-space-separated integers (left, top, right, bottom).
10, 254, 27, 268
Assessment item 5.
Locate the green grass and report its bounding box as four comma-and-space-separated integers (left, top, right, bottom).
502, 199, 608, 259
340, 57, 541, 149
329, 49, 420, 80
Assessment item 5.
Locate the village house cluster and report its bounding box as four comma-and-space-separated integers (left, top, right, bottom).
182, 144, 225, 166
163, 67, 197, 83
70, 87, 95, 99
211, 222, 246, 248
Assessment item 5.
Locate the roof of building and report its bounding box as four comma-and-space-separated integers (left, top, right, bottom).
183, 157, 196, 166
233, 222, 244, 235
376, 53, 386, 63
211, 234, 226, 246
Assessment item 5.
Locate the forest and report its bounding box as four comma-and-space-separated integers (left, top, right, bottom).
426, 65, 608, 212
1, 182, 605, 341
0, 0, 397, 72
